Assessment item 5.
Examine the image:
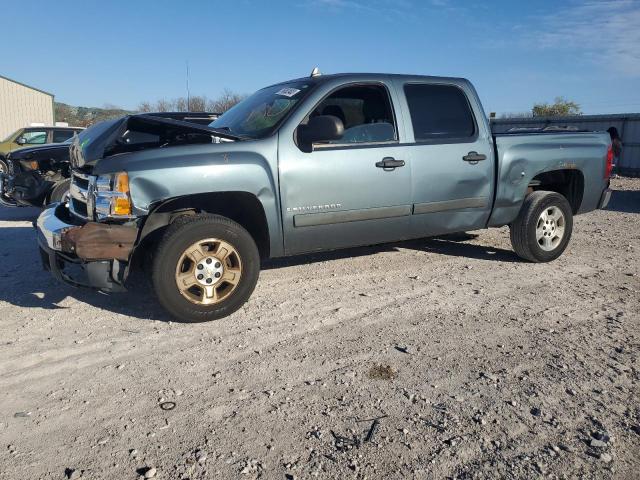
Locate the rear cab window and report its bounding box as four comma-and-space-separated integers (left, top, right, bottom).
403, 83, 476, 142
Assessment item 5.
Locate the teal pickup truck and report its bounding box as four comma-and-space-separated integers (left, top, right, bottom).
36, 71, 613, 322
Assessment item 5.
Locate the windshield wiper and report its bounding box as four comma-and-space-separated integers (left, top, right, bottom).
207, 126, 251, 140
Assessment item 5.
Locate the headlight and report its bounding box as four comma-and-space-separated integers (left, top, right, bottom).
93, 171, 133, 219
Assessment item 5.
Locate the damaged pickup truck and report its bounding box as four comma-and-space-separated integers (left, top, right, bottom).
36, 72, 613, 322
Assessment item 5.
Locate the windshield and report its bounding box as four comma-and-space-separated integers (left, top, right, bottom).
210, 81, 314, 138
2, 129, 19, 143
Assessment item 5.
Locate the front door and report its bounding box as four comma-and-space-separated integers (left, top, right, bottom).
278, 82, 412, 255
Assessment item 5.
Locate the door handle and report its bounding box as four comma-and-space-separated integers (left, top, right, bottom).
462, 151, 487, 163
375, 157, 405, 169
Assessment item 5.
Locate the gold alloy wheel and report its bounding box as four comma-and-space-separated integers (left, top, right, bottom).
175, 238, 243, 305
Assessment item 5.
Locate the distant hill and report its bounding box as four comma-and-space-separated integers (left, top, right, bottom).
54, 102, 133, 128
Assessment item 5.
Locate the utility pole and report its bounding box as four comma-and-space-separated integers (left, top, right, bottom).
186, 60, 191, 112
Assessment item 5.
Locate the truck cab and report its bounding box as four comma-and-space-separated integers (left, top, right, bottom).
35, 72, 613, 323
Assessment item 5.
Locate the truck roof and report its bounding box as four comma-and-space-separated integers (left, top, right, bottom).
270, 72, 472, 88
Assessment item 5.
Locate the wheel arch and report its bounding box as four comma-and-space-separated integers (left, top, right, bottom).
137, 191, 272, 259
528, 168, 584, 214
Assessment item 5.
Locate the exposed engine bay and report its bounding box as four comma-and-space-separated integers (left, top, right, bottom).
70, 114, 238, 169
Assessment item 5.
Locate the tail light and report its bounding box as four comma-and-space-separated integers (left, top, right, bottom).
605, 144, 613, 179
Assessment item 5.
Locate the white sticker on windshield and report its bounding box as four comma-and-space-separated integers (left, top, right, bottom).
276, 87, 301, 97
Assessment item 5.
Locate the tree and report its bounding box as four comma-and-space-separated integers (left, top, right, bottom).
174, 97, 188, 112
207, 89, 246, 113
137, 101, 152, 113
532, 97, 581, 117
136, 90, 246, 114
55, 103, 73, 123
188, 95, 207, 112
155, 99, 173, 112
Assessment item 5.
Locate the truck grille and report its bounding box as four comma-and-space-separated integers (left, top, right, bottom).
69, 171, 93, 220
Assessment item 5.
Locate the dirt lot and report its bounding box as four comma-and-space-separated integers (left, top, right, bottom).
1, 178, 638, 480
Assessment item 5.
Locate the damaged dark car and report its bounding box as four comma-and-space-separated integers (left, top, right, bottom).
0, 112, 219, 208
0, 139, 74, 207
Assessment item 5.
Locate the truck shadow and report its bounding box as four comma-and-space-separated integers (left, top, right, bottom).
605, 189, 640, 214
0, 205, 41, 222
0, 224, 516, 322
0, 223, 172, 321
263, 233, 520, 270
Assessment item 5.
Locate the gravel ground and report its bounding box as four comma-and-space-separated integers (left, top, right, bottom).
0, 178, 638, 480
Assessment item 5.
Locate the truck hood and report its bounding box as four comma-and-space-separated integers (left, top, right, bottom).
70, 114, 239, 169
9, 142, 69, 160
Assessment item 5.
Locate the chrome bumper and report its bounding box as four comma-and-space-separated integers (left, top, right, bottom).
36, 203, 74, 251
35, 204, 127, 292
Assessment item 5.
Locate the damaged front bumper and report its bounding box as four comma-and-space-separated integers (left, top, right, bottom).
0, 172, 19, 207
1, 169, 52, 208
35, 203, 138, 292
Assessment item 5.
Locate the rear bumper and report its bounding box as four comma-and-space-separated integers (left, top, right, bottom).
598, 188, 612, 209
35, 204, 136, 292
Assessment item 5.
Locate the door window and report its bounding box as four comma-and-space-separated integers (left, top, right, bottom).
404, 84, 476, 142
21, 131, 48, 144
306, 84, 397, 146
52, 130, 75, 143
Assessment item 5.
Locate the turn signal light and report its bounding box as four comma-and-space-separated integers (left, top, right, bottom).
113, 172, 132, 215
115, 171, 130, 194
93, 171, 133, 219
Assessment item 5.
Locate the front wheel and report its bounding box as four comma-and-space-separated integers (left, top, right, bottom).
0, 157, 8, 175
509, 191, 573, 262
48, 179, 71, 204
151, 214, 260, 322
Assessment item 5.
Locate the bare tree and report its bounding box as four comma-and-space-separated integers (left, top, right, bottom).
137, 90, 246, 114
189, 95, 207, 112
137, 101, 152, 113
174, 97, 188, 112
155, 99, 173, 112
207, 89, 246, 113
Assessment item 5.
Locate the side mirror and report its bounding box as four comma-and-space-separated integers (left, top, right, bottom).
298, 115, 344, 151
16, 137, 26, 145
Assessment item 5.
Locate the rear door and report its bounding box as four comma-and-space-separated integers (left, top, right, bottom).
52, 129, 76, 143
278, 80, 413, 255
393, 80, 494, 237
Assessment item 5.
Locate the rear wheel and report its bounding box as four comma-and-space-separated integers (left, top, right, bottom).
509, 191, 573, 262
152, 214, 260, 322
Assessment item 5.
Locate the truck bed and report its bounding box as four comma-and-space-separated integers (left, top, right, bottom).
489, 131, 610, 227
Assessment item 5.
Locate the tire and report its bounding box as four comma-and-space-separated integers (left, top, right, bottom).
0, 158, 8, 175
151, 214, 260, 322
509, 191, 573, 262
48, 179, 71, 204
